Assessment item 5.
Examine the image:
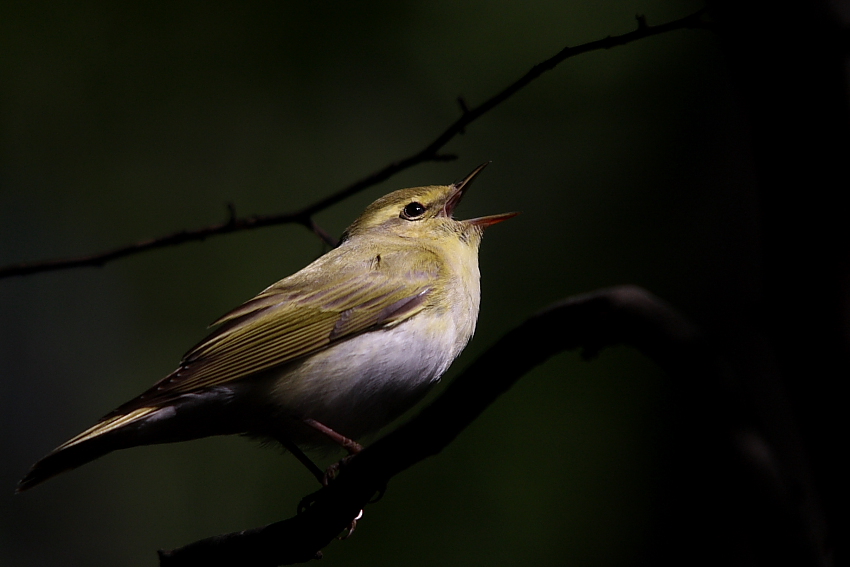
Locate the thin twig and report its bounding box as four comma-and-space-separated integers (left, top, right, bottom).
306, 219, 339, 249
0, 9, 711, 280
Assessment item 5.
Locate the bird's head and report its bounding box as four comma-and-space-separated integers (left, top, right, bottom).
341, 163, 518, 247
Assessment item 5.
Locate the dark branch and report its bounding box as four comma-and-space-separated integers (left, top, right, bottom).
0, 210, 302, 278
0, 9, 711, 280
305, 219, 339, 249
158, 285, 763, 567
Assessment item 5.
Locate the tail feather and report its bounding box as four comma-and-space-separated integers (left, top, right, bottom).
17, 408, 160, 492
17, 385, 254, 492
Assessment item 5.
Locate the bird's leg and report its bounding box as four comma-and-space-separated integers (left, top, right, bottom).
302, 418, 363, 455
301, 417, 362, 485
301, 417, 366, 536
276, 436, 325, 484
265, 428, 328, 514
298, 418, 386, 499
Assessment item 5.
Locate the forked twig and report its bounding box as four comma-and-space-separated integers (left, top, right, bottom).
0, 9, 711, 280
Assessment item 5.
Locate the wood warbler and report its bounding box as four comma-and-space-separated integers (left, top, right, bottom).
18, 163, 516, 491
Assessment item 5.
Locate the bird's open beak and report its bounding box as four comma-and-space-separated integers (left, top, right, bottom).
443, 162, 519, 228
442, 162, 490, 217
464, 211, 520, 228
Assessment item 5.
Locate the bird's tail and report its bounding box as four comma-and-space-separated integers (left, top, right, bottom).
17, 383, 262, 493
17, 407, 162, 492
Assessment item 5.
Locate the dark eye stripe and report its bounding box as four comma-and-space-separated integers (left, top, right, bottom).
401, 202, 426, 220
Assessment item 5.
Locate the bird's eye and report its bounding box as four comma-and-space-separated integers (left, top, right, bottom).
401, 201, 427, 220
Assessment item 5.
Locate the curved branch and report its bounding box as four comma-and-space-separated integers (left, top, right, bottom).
0, 9, 711, 280
160, 285, 827, 566
157, 286, 711, 566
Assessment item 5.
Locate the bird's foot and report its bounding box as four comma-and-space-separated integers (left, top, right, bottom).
339, 509, 364, 540
322, 453, 357, 486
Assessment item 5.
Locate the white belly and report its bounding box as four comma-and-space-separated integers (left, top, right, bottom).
265, 309, 471, 444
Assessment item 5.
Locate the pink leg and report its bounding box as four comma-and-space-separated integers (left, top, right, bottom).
302, 418, 363, 454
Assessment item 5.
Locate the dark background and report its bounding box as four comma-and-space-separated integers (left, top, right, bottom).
4, 1, 837, 566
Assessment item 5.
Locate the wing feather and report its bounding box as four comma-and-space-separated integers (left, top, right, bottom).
140, 244, 441, 400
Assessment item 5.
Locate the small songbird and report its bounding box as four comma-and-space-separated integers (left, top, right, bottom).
18, 164, 516, 492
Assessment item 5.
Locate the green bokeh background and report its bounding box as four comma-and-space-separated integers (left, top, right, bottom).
1, 2, 759, 565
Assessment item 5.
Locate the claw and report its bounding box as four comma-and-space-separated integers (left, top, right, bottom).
339, 509, 364, 540
322, 454, 356, 486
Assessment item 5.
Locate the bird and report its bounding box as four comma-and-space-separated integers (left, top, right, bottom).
17, 163, 516, 492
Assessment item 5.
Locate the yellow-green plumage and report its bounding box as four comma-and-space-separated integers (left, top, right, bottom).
18, 164, 515, 492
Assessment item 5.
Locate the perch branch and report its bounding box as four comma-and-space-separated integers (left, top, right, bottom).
158, 286, 717, 566
160, 285, 825, 566
0, 9, 711, 280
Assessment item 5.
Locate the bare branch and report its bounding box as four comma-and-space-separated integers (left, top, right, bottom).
0, 210, 302, 278
305, 219, 339, 249
0, 9, 711, 280
158, 286, 719, 566
159, 284, 827, 566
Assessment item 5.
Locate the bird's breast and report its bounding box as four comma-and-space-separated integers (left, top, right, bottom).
266, 306, 473, 443
262, 241, 483, 445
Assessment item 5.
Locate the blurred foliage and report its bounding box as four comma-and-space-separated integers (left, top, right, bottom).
0, 1, 757, 565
